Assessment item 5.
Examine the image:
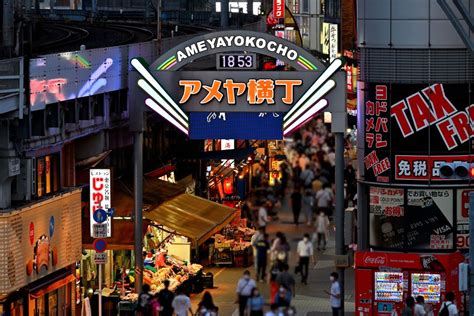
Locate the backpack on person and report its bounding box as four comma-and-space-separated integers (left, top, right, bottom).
439, 302, 452, 316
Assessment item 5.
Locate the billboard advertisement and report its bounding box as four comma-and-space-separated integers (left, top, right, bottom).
362, 83, 473, 183
370, 186, 454, 251
0, 190, 82, 295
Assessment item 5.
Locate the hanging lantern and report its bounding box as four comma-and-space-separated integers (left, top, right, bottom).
223, 177, 234, 195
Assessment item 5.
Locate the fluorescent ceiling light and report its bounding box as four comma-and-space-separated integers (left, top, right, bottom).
284, 58, 342, 122
283, 79, 335, 129
283, 99, 328, 136
131, 58, 188, 123
138, 79, 189, 129
145, 98, 189, 136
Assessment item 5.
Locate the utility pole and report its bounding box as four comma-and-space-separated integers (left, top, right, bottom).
335, 132, 345, 315
221, 0, 229, 28
469, 192, 474, 313
133, 131, 144, 293
156, 0, 161, 54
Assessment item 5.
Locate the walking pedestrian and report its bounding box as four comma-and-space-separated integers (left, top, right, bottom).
157, 279, 174, 316
439, 291, 458, 315
275, 264, 295, 299
171, 288, 193, 316
402, 297, 415, 316
150, 293, 161, 316
315, 211, 330, 250
255, 233, 270, 282
196, 291, 218, 316
136, 284, 151, 316
296, 233, 315, 284
302, 188, 315, 226
414, 296, 426, 315
316, 183, 334, 218
236, 270, 257, 316
271, 233, 290, 264
257, 200, 270, 231
251, 227, 265, 272
273, 285, 292, 308
324, 272, 341, 316
246, 287, 265, 316
290, 186, 302, 225
264, 304, 282, 316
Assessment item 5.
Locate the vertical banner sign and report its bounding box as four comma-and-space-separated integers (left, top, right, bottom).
329, 24, 338, 62
457, 189, 474, 249
273, 0, 285, 19
89, 169, 111, 237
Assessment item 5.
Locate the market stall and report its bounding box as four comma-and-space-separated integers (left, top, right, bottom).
212, 218, 255, 267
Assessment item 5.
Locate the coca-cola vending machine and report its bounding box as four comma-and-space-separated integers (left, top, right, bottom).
355, 251, 464, 315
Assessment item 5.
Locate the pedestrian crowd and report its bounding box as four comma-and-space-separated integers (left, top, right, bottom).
399, 291, 458, 316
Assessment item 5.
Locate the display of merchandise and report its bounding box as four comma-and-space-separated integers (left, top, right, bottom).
374, 272, 404, 302
411, 273, 441, 303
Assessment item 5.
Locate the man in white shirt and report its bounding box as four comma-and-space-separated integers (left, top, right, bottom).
296, 233, 315, 284
236, 270, 257, 316
414, 296, 426, 315
171, 288, 192, 316
440, 291, 458, 315
324, 272, 341, 316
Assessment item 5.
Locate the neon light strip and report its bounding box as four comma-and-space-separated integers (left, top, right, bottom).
164, 61, 177, 70
75, 54, 91, 68
131, 58, 188, 123
283, 99, 328, 136
283, 79, 336, 129
157, 56, 176, 70
297, 57, 312, 70
160, 57, 177, 70
297, 61, 309, 70
298, 55, 317, 70
284, 58, 342, 122
145, 98, 189, 135
138, 79, 189, 129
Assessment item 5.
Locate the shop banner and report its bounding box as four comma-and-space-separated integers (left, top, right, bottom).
395, 155, 474, 181
89, 169, 111, 237
273, 0, 285, 19
0, 190, 82, 296
456, 189, 474, 249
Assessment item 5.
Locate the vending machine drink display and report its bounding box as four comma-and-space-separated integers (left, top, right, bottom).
355, 251, 464, 315
411, 273, 441, 303
374, 272, 403, 302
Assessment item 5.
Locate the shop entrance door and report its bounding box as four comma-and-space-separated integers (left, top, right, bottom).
57, 284, 71, 316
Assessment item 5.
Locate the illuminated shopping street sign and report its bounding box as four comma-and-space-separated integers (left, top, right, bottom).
131, 30, 347, 139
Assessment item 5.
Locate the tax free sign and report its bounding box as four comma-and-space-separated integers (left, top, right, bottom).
131, 30, 347, 139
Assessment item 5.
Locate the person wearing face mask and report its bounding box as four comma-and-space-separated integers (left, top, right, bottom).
296, 233, 315, 284
236, 270, 257, 316
324, 272, 341, 316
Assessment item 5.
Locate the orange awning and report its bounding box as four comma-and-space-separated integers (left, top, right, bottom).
29, 274, 76, 299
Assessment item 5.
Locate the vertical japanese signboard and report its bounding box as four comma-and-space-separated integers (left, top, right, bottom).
329, 24, 338, 62
363, 85, 390, 183
273, 0, 285, 19
456, 189, 474, 249
89, 169, 111, 237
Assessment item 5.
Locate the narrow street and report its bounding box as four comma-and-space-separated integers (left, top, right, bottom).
191, 198, 355, 315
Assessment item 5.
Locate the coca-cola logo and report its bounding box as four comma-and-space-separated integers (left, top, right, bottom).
364, 255, 387, 265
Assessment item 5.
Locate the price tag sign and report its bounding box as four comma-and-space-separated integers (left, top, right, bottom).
94, 252, 108, 264
92, 223, 108, 238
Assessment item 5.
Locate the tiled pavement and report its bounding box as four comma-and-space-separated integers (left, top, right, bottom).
191, 198, 355, 315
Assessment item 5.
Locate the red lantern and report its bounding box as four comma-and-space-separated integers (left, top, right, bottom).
223, 177, 234, 195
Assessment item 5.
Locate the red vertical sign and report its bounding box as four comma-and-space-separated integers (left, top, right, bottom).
274, 0, 285, 19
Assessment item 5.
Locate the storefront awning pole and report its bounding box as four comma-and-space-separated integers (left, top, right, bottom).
134, 131, 144, 293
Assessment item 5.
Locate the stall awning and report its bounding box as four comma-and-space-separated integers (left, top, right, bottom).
144, 194, 236, 246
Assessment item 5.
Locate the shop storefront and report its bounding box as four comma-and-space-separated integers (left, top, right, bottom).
0, 189, 82, 316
